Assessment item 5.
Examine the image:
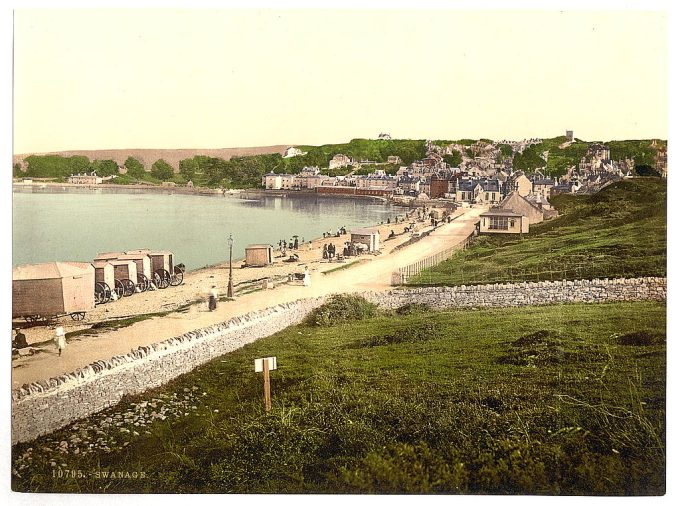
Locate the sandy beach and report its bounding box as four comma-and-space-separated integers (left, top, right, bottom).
11, 205, 484, 389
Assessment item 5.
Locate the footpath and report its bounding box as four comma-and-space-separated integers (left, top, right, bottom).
11, 206, 485, 389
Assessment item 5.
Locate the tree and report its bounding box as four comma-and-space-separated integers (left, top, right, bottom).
90, 159, 119, 177
124, 157, 146, 179
151, 159, 174, 181
179, 158, 198, 181
634, 165, 661, 177
443, 152, 462, 168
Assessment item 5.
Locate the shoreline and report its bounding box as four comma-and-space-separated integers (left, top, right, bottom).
12, 182, 452, 207
11, 205, 483, 390
12, 202, 442, 343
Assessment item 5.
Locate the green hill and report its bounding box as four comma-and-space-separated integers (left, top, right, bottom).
12, 300, 665, 494
14, 137, 666, 187
408, 178, 666, 286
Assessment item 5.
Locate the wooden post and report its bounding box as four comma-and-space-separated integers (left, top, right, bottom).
263, 358, 271, 412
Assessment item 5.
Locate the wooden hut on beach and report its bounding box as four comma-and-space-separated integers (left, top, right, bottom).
12, 262, 95, 319
245, 244, 274, 267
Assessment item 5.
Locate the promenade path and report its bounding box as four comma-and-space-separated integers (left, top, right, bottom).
11, 206, 484, 389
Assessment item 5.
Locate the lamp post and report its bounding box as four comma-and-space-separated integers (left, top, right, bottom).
227, 233, 234, 299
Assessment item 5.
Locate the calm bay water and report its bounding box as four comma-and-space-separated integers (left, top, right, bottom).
12, 187, 399, 271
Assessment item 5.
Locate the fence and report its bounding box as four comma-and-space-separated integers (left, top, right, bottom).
404, 256, 667, 287
396, 231, 475, 284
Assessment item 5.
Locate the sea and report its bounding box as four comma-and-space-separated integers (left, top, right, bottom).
12, 187, 400, 271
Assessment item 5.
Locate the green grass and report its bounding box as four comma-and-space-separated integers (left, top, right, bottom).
12, 300, 665, 494
408, 178, 666, 286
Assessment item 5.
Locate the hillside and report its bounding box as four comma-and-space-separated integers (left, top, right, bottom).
408, 178, 666, 286
12, 300, 665, 494
12, 145, 288, 172
12, 136, 666, 187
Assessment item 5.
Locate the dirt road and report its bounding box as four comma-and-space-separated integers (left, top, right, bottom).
11, 206, 484, 389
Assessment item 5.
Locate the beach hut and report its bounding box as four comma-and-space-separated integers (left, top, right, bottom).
94, 251, 123, 262
92, 260, 115, 288
109, 259, 138, 297
12, 262, 95, 319
350, 228, 381, 252
117, 252, 152, 289
245, 244, 274, 267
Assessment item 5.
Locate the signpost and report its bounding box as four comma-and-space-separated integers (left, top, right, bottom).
254, 357, 277, 411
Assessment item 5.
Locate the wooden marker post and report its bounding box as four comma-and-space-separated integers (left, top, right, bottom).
262, 359, 271, 411
255, 356, 277, 412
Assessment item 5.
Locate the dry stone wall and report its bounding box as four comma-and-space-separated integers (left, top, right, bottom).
11, 297, 326, 445
365, 277, 666, 310
12, 277, 666, 445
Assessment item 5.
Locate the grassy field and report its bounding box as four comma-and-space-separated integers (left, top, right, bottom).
408, 178, 666, 286
12, 299, 665, 494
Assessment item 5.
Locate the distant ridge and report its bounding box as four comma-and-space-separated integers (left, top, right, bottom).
13, 145, 289, 170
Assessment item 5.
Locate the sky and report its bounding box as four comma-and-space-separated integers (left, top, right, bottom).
12, 8, 668, 153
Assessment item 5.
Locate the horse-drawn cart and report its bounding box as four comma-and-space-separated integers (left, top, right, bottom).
12, 262, 95, 322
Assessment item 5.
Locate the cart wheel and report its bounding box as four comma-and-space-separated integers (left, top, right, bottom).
71, 312, 86, 321
101, 282, 112, 303
122, 278, 136, 297
170, 266, 184, 286
154, 269, 171, 289
95, 282, 109, 304
137, 273, 150, 292
114, 279, 125, 299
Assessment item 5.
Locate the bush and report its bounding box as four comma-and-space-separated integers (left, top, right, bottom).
304, 295, 377, 327
363, 321, 440, 347
617, 332, 665, 346
394, 303, 432, 315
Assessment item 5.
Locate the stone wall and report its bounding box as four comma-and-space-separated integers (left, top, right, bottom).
365, 277, 666, 310
11, 297, 326, 445
11, 277, 666, 445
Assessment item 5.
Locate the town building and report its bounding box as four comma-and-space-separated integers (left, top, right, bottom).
329, 154, 353, 170
68, 173, 102, 185
355, 171, 398, 191
479, 192, 546, 235
283, 147, 307, 158
532, 178, 555, 199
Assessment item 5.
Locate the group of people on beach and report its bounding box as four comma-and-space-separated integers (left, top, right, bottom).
322, 243, 337, 260
322, 226, 347, 239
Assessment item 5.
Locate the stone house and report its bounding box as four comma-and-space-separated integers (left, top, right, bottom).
479, 192, 545, 235
329, 154, 353, 170
532, 178, 554, 199
511, 174, 532, 197
68, 173, 102, 185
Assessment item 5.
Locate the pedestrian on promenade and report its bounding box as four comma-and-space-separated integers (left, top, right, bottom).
303, 266, 311, 287
208, 285, 218, 311
54, 326, 66, 356
294, 237, 299, 250
323, 244, 328, 259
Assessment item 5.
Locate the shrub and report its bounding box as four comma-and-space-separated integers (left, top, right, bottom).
363, 321, 440, 347
304, 295, 377, 327
394, 303, 432, 315
617, 332, 666, 346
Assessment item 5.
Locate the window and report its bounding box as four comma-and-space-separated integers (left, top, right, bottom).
485, 192, 489, 201
488, 216, 509, 230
